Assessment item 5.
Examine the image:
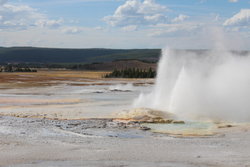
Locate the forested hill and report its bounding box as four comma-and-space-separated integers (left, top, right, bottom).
0, 47, 161, 63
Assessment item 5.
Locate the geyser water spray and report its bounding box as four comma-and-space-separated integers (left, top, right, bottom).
134, 48, 250, 122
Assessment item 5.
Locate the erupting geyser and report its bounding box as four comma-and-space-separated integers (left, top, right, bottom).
134, 48, 250, 122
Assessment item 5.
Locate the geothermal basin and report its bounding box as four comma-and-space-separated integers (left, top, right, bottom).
1, 62, 250, 166
0, 66, 247, 137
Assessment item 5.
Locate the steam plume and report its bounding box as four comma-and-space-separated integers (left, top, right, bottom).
134, 45, 250, 122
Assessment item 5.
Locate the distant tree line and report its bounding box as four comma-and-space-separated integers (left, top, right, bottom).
0, 64, 37, 72
0, 62, 105, 70
0, 60, 156, 71
0, 47, 160, 63
104, 68, 156, 78
0, 63, 75, 69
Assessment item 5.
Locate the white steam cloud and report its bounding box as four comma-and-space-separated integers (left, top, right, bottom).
134, 32, 250, 122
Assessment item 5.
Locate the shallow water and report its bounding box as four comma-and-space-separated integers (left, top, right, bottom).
0, 79, 152, 118
144, 121, 217, 136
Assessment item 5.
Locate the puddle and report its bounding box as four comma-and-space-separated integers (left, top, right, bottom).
143, 121, 217, 137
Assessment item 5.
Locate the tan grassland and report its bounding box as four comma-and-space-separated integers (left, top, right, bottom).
0, 70, 110, 87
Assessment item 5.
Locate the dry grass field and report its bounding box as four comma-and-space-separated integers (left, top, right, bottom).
0, 70, 110, 88
0, 70, 154, 88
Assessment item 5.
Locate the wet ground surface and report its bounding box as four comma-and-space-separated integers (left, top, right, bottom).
0, 116, 250, 167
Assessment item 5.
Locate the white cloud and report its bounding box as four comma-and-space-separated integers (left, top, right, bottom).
149, 23, 201, 37
121, 25, 137, 31
224, 9, 250, 26
0, 2, 63, 30
35, 19, 63, 29
103, 0, 168, 27
61, 26, 83, 34
228, 0, 238, 2
172, 14, 189, 23
0, 4, 43, 30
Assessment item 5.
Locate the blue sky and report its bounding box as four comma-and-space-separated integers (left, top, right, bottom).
0, 0, 250, 49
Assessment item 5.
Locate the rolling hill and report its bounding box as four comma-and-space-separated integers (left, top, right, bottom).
0, 47, 161, 64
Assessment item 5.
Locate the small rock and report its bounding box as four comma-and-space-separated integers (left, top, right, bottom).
110, 89, 131, 92
218, 124, 233, 128
68, 122, 81, 126
140, 126, 151, 131
28, 121, 35, 123
128, 121, 139, 124
94, 91, 104, 94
